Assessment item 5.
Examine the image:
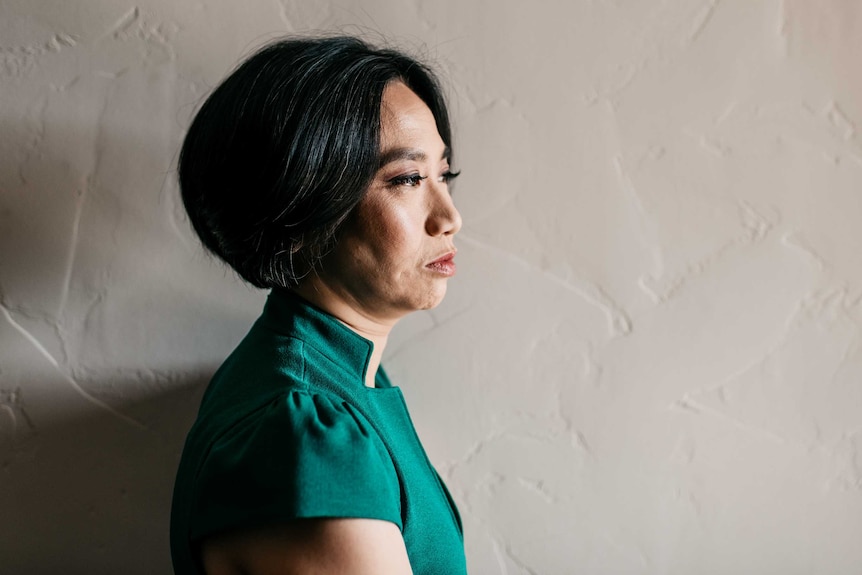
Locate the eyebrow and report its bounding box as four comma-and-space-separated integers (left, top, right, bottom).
378, 145, 451, 168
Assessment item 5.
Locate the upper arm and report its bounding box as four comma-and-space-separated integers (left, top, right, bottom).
200, 518, 414, 575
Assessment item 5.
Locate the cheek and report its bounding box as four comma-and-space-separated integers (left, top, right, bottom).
356, 201, 421, 263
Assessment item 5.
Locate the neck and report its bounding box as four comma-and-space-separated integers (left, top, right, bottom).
293, 280, 397, 388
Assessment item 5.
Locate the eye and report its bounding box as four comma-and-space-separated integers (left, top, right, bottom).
388, 173, 427, 188
439, 170, 460, 184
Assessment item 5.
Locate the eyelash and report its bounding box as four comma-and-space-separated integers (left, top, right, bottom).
388, 171, 460, 188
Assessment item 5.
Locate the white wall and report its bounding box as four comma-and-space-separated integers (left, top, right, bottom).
2, 1, 861, 573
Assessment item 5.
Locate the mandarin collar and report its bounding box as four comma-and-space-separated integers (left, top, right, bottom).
259, 288, 375, 385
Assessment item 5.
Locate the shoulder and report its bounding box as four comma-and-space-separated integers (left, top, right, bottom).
184, 388, 403, 542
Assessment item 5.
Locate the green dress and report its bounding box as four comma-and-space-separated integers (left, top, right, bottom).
170, 289, 467, 574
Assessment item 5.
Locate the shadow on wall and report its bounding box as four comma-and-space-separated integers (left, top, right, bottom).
0, 108, 192, 317
0, 85, 257, 574
0, 103, 193, 572
0, 371, 210, 575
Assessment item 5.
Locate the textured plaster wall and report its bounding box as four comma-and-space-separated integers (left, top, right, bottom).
1, 1, 861, 573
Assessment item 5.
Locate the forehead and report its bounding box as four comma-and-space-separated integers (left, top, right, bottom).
379, 82, 441, 148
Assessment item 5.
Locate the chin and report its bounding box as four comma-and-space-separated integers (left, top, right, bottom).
417, 284, 448, 311
386, 280, 450, 316
418, 299, 442, 311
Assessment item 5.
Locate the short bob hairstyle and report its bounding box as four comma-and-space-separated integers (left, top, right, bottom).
178, 36, 454, 289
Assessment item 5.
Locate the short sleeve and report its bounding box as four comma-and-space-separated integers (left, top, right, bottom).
188, 390, 402, 542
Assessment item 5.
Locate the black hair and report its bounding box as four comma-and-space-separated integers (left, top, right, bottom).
178, 36, 455, 288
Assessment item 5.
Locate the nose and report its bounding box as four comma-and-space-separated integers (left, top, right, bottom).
425, 182, 462, 237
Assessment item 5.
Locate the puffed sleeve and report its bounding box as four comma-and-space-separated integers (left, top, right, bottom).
187, 390, 402, 542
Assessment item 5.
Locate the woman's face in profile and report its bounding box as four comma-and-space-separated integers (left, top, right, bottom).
319, 81, 462, 322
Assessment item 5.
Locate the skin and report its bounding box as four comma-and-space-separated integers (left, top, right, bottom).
296, 80, 462, 388
200, 81, 462, 574
200, 520, 414, 575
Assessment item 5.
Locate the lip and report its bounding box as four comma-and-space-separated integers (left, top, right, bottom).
425, 250, 457, 276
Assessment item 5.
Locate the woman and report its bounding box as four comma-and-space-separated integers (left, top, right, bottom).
170, 36, 467, 574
